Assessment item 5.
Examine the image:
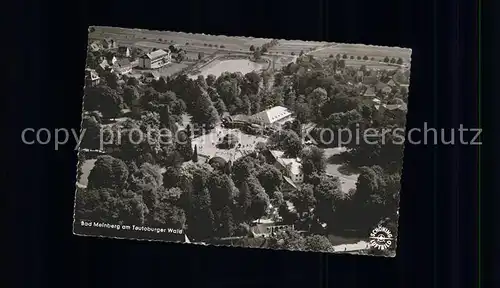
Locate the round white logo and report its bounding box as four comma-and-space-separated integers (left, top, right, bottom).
369, 226, 394, 250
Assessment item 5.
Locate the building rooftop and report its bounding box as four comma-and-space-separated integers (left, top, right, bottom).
89, 42, 102, 51
375, 81, 390, 91
283, 176, 298, 190
363, 87, 376, 97
115, 59, 131, 68
384, 103, 408, 112
143, 71, 161, 79
270, 150, 302, 175
362, 76, 378, 85
85, 69, 99, 81
386, 79, 397, 87
269, 150, 285, 160
229, 114, 250, 123
251, 106, 292, 125
118, 46, 130, 53
102, 38, 116, 47
280, 158, 302, 175
145, 49, 169, 60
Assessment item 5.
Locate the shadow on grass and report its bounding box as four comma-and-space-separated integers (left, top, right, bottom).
327, 153, 344, 164
326, 151, 363, 176
338, 164, 362, 176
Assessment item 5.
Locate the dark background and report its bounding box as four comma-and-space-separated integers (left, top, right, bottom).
6, 0, 487, 287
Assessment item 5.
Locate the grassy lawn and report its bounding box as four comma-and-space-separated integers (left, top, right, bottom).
268, 40, 325, 55
157, 63, 189, 77
322, 147, 359, 193
78, 159, 97, 187
342, 59, 402, 70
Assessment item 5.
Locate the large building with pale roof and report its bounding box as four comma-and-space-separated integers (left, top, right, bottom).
138, 49, 171, 69
250, 106, 293, 126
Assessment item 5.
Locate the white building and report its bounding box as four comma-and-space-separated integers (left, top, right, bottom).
84, 68, 100, 87
89, 41, 102, 52
112, 59, 132, 75
280, 158, 303, 183
117, 46, 131, 58
138, 49, 171, 69
100, 56, 117, 66
270, 150, 304, 183
250, 106, 293, 126
101, 38, 118, 49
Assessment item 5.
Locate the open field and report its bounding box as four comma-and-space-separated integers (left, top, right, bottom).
90, 26, 271, 53
90, 26, 409, 73
90, 26, 410, 65
342, 59, 402, 70
268, 40, 327, 56
309, 43, 411, 63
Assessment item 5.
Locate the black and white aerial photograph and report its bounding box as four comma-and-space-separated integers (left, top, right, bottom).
73, 26, 411, 256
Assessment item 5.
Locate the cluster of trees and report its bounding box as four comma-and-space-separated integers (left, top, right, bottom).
257, 55, 405, 240
324, 53, 404, 65
327, 54, 404, 65
278, 71, 405, 125
268, 127, 303, 157
249, 39, 279, 59
201, 43, 226, 48
383, 56, 404, 65
78, 48, 406, 251
167, 45, 187, 62
274, 55, 407, 182
274, 56, 405, 234
76, 155, 186, 233
266, 229, 334, 252
86, 49, 408, 144
256, 144, 401, 238
78, 116, 399, 245
168, 71, 279, 119
174, 134, 400, 242
77, 149, 287, 242
336, 54, 372, 61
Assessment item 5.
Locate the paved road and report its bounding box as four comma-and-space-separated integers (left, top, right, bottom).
333, 241, 370, 252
